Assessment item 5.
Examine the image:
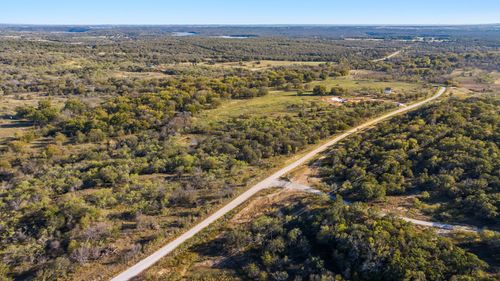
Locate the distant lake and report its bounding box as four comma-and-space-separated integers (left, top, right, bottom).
64, 27, 90, 33
218, 35, 258, 39
172, 32, 198, 37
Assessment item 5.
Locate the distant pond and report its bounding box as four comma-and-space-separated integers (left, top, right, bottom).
171, 32, 198, 36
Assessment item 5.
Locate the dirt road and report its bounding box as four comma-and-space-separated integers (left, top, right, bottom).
110, 87, 446, 281
277, 180, 480, 233
372, 50, 402, 62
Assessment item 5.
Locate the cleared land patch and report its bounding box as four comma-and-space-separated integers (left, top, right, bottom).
165, 60, 329, 71
194, 79, 427, 126
310, 77, 421, 92
193, 90, 327, 126
449, 69, 500, 92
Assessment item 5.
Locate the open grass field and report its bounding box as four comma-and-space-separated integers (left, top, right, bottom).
310, 77, 423, 92
0, 94, 61, 146
448, 87, 474, 98
449, 68, 500, 92
166, 60, 329, 71
310, 77, 434, 103
194, 78, 427, 126
111, 70, 171, 79
0, 94, 102, 148
210, 60, 329, 70
0, 120, 31, 145
193, 90, 327, 126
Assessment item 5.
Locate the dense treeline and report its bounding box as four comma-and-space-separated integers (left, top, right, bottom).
12, 63, 357, 139
217, 198, 490, 280
318, 96, 500, 226
0, 37, 382, 96
197, 101, 394, 164
0, 42, 353, 98
377, 45, 500, 84
2, 35, 498, 97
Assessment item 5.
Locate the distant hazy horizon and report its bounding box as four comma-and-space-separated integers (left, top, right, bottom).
1, 23, 499, 27
1, 0, 499, 25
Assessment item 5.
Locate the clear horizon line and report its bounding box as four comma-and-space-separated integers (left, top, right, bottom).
1, 22, 499, 27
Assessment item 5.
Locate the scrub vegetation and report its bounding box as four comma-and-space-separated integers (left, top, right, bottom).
0, 25, 498, 280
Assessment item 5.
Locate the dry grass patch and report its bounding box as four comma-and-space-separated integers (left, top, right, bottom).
449, 69, 500, 92
164, 60, 329, 71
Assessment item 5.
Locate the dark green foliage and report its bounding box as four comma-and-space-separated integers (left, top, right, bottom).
197, 101, 394, 164
318, 96, 500, 226
313, 85, 328, 95
15, 100, 59, 126
0, 28, 498, 280
220, 199, 489, 281
0, 69, 393, 279
0, 36, 383, 97
330, 86, 350, 96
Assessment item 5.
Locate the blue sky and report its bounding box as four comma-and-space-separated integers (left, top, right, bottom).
1, 0, 499, 25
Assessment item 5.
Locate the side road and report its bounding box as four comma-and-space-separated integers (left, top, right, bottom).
111, 87, 447, 281
372, 50, 402, 62
275, 180, 481, 233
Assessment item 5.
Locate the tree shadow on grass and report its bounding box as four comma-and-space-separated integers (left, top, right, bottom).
0, 119, 33, 129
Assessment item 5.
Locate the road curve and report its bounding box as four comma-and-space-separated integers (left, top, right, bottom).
111, 87, 446, 281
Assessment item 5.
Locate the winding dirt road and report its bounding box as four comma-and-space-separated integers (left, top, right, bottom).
111, 87, 446, 281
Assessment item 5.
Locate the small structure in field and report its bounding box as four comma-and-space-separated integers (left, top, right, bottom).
384, 87, 393, 94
